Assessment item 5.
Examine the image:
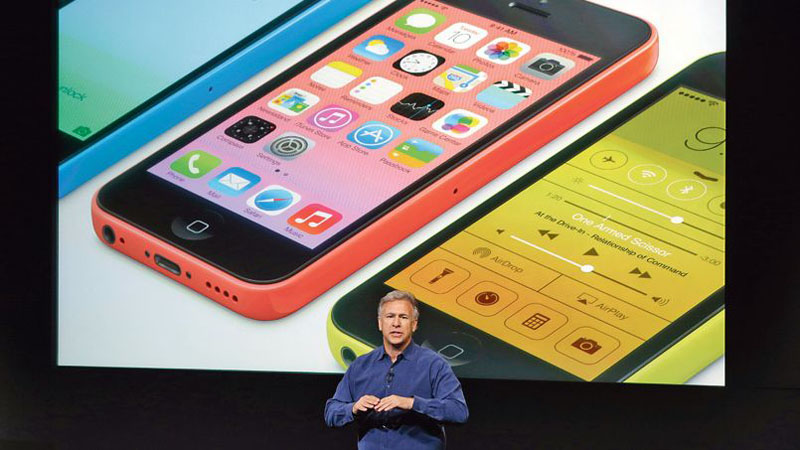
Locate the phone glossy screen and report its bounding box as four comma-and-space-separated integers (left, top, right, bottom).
147, 0, 599, 249
386, 87, 725, 381
58, 0, 305, 142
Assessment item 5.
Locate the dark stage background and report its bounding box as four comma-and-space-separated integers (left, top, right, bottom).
2, 2, 799, 448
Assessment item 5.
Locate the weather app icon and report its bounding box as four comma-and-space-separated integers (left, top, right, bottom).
353, 34, 404, 61
389, 138, 443, 168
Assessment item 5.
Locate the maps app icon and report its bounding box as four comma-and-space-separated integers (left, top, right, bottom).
389, 138, 443, 168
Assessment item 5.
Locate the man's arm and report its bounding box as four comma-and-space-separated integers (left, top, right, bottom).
324, 368, 357, 427
410, 359, 469, 423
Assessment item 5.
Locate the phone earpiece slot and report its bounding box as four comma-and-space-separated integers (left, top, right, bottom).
508, 2, 550, 18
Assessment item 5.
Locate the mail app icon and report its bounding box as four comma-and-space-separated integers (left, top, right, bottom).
209, 167, 261, 197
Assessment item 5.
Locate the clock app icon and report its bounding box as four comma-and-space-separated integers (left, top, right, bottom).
393, 50, 445, 77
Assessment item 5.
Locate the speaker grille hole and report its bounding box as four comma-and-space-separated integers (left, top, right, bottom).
232, 295, 239, 302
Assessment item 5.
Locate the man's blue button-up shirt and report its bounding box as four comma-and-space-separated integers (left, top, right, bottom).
324, 341, 468, 449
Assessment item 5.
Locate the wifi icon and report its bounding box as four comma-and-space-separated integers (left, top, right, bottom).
628, 164, 666, 185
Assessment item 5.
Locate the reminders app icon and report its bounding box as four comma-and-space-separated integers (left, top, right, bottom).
209, 167, 261, 196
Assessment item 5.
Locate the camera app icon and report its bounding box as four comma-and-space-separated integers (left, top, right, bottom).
521, 52, 575, 80
571, 337, 602, 355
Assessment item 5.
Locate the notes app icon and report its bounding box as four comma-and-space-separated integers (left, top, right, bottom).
311, 61, 363, 89
289, 204, 342, 235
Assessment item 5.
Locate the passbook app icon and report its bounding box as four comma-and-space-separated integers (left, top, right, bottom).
289, 204, 342, 234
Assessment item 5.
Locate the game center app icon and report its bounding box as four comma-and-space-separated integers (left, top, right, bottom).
247, 185, 301, 216
432, 109, 488, 138
476, 80, 532, 109
268, 88, 319, 116
311, 61, 363, 88
389, 138, 443, 168
393, 50, 445, 76
395, 8, 446, 34
347, 121, 400, 149
350, 77, 403, 105
434, 64, 487, 92
209, 167, 261, 196
390, 93, 444, 121
476, 38, 531, 65
353, 35, 404, 61
289, 204, 342, 234
224, 116, 276, 143
308, 105, 358, 131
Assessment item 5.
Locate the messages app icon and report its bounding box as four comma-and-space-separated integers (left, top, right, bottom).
209, 167, 261, 196
353, 35, 404, 61
395, 8, 446, 34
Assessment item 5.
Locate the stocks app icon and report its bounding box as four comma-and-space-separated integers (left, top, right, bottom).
390, 93, 444, 121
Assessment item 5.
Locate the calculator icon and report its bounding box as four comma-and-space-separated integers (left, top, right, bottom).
522, 313, 551, 331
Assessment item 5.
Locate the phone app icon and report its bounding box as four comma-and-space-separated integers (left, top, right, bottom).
476, 38, 531, 65
389, 138, 443, 168
353, 35, 404, 61
476, 80, 531, 109
347, 121, 400, 149
310, 61, 363, 88
224, 116, 276, 144
170, 150, 221, 179
208, 167, 261, 196
308, 105, 358, 131
268, 88, 320, 116
434, 22, 488, 49
395, 8, 445, 34
520, 52, 575, 80
432, 109, 488, 138
349, 76, 403, 105
247, 185, 301, 216
390, 93, 444, 121
434, 64, 487, 92
393, 50, 445, 76
266, 132, 316, 159
289, 204, 342, 234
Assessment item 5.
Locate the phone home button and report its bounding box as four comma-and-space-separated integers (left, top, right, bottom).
171, 211, 223, 241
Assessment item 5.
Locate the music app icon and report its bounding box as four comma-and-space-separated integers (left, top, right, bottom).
289, 204, 343, 234
308, 105, 358, 131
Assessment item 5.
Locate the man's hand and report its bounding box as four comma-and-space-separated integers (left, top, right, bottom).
352, 395, 380, 415
374, 395, 414, 412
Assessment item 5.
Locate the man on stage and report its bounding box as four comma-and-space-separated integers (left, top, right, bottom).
324, 290, 469, 449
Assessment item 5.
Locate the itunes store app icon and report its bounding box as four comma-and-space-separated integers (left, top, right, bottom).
308, 105, 358, 131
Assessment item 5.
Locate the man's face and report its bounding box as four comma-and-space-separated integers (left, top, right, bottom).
378, 299, 418, 348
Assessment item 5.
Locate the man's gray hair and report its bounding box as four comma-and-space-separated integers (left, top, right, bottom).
378, 290, 419, 320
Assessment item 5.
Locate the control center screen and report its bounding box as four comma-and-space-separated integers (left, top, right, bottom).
387, 86, 725, 381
